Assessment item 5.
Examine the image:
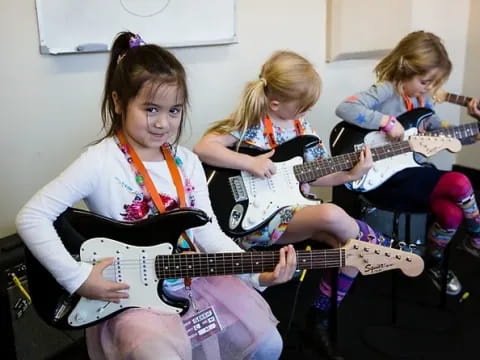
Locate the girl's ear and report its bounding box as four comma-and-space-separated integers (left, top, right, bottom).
112, 92, 122, 115
269, 99, 280, 112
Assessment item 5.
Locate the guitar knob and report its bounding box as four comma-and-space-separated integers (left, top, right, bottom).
75, 311, 86, 322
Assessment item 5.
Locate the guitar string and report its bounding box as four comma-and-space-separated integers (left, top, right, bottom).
88, 253, 348, 269
99, 261, 347, 277
294, 141, 412, 180
82, 255, 348, 267
94, 248, 416, 278
82, 247, 405, 266
94, 254, 408, 274
95, 258, 347, 268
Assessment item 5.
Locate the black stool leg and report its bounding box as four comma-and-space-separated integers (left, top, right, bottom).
440, 242, 450, 308
391, 212, 401, 324
405, 214, 411, 244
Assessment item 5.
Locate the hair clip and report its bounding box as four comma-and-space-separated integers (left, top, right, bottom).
398, 56, 406, 70
129, 34, 146, 48
117, 34, 146, 64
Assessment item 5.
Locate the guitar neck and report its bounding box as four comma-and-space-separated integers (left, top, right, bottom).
294, 140, 411, 183
444, 93, 473, 107
427, 121, 480, 140
155, 249, 344, 278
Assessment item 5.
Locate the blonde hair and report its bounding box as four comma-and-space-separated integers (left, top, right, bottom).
207, 50, 321, 135
375, 31, 452, 93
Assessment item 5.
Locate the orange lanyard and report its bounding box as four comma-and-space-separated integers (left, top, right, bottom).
402, 94, 425, 111
263, 116, 304, 148
116, 131, 187, 210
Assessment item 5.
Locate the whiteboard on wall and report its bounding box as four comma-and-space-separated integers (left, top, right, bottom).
35, 0, 237, 55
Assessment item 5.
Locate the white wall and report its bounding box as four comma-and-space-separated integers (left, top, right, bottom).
411, 0, 470, 169
0, 0, 472, 238
459, 0, 480, 169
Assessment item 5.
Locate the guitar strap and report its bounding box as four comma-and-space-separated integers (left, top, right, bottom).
115, 131, 197, 261
263, 116, 304, 148
402, 94, 425, 111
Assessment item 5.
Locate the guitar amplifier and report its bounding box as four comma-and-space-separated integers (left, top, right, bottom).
0, 234, 84, 360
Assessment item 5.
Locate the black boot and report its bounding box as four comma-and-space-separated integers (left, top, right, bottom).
303, 307, 343, 360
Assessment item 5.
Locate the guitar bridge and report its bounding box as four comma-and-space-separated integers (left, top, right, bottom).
229, 176, 248, 202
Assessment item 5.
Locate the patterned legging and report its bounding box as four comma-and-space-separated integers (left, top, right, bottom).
428, 172, 480, 256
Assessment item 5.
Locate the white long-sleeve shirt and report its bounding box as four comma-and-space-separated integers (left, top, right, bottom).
16, 138, 261, 294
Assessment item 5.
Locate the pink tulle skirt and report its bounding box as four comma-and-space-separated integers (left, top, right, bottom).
86, 276, 278, 359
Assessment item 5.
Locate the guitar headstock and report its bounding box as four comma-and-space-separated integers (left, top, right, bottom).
408, 135, 461, 156
432, 88, 449, 104
343, 239, 424, 277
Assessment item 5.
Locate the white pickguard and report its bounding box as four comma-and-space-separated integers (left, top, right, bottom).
240, 156, 322, 231
349, 128, 420, 192
68, 238, 180, 327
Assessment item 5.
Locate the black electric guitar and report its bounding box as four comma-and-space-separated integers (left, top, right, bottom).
24, 207, 424, 329
330, 107, 477, 192
203, 124, 460, 237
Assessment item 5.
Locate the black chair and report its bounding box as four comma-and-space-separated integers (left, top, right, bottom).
329, 123, 454, 357
328, 121, 450, 309
357, 194, 450, 311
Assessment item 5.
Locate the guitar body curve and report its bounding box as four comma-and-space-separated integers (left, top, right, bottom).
25, 207, 209, 329
330, 108, 434, 192
203, 135, 322, 237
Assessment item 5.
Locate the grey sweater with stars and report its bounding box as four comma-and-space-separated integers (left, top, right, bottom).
335, 81, 442, 132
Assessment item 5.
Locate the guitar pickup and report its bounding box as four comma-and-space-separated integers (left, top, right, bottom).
228, 176, 248, 202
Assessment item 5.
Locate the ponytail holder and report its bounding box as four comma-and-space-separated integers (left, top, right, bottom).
380, 116, 397, 133
117, 34, 146, 64
129, 34, 146, 48
259, 77, 267, 87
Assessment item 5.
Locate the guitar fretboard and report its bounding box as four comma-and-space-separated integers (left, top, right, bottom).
294, 141, 412, 183
445, 93, 473, 107
155, 249, 345, 279
427, 122, 479, 140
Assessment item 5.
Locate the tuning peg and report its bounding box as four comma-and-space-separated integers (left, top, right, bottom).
408, 244, 417, 253
398, 241, 406, 251
378, 235, 392, 247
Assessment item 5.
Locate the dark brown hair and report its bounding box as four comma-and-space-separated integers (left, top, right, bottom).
99, 31, 188, 145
